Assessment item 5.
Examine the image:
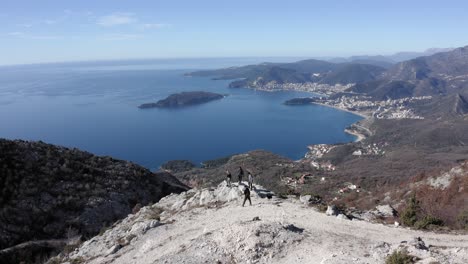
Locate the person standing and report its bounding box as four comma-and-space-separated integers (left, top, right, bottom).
238, 166, 244, 185
242, 186, 252, 206
226, 169, 232, 187
248, 171, 254, 190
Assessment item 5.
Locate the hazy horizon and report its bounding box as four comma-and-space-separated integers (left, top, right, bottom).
0, 47, 457, 67
2, 0, 468, 65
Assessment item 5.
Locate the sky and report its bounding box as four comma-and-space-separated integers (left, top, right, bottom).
1, 0, 468, 65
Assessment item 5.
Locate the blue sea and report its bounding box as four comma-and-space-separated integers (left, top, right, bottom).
0, 58, 362, 170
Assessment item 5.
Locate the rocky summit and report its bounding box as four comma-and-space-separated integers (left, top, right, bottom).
0, 139, 188, 263
55, 182, 468, 264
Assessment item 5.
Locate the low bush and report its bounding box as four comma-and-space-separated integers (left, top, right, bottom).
400, 195, 419, 227
70, 257, 85, 264
316, 204, 328, 212
98, 225, 110, 236
385, 250, 416, 264
457, 211, 468, 230
414, 215, 444, 230
146, 207, 164, 221
400, 194, 443, 229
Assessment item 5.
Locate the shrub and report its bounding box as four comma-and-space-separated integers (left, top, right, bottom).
400, 194, 443, 229
147, 207, 164, 221
400, 195, 419, 227
98, 225, 110, 236
286, 188, 300, 196
457, 211, 468, 230
385, 250, 416, 264
414, 215, 444, 230
316, 204, 328, 212
132, 203, 142, 214
70, 257, 85, 264
62, 244, 80, 254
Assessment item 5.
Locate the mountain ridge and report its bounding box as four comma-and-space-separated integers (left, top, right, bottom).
0, 139, 188, 263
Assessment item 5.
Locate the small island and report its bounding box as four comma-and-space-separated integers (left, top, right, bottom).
139, 91, 225, 109
283, 97, 316, 105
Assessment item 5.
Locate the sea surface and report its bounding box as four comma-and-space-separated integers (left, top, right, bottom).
0, 58, 362, 170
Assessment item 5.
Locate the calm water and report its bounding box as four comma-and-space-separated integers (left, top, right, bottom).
0, 59, 361, 170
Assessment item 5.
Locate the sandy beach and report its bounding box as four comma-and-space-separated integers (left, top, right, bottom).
311, 102, 370, 118
344, 128, 366, 142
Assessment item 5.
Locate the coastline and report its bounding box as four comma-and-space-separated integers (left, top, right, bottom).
242, 86, 372, 149
243, 86, 372, 157
344, 128, 366, 142
310, 102, 370, 119
310, 102, 372, 142
250, 87, 327, 97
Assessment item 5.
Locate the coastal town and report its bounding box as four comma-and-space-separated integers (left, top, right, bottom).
311, 95, 432, 119
249, 80, 432, 120
251, 80, 353, 95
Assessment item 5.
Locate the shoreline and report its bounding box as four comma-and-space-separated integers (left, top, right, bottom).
344, 128, 366, 142
310, 102, 370, 119
310, 102, 374, 144
297, 101, 372, 161
310, 102, 371, 142
236, 86, 372, 161
250, 87, 327, 97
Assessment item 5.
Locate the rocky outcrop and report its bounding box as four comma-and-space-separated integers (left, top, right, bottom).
57, 182, 276, 263
0, 139, 188, 263
326, 205, 339, 216
57, 182, 468, 264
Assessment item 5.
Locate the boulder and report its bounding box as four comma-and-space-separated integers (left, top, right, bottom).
326, 205, 339, 216
336, 214, 350, 220
374, 205, 397, 217
106, 244, 122, 256
300, 195, 312, 204
129, 220, 161, 236
411, 237, 428, 251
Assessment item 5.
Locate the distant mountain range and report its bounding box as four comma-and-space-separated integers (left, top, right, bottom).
386, 48, 455, 62
327, 56, 395, 69
187, 46, 468, 102
188, 59, 387, 88
357, 45, 468, 100
328, 47, 454, 66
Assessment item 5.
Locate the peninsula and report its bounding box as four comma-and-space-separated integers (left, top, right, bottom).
139, 91, 224, 109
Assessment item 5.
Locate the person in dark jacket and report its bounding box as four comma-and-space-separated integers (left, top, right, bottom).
238, 166, 244, 185
242, 186, 252, 206
226, 169, 232, 187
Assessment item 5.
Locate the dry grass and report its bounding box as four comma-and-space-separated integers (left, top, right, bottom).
385, 249, 417, 264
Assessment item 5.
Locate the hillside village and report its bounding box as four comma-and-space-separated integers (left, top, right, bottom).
250, 80, 353, 95
311, 95, 431, 119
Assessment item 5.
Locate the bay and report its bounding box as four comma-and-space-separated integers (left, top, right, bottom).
0, 58, 362, 170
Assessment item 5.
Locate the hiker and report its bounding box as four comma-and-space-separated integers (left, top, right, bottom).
238, 166, 244, 185
248, 171, 254, 190
226, 169, 232, 187
242, 186, 252, 206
